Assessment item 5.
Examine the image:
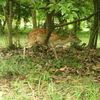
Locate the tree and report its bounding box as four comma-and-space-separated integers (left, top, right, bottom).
88, 0, 100, 49
2, 0, 13, 48
0, 6, 5, 35
31, 9, 37, 29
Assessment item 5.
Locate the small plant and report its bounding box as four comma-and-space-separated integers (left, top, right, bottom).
0, 56, 35, 78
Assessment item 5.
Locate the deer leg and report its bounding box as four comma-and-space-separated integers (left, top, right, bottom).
52, 47, 58, 60
31, 44, 38, 55
50, 43, 58, 60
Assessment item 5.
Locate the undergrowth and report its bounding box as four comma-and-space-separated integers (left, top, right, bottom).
0, 53, 100, 100
0, 30, 100, 99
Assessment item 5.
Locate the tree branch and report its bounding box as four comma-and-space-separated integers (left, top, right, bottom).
12, 0, 47, 10
12, 1, 33, 9
55, 10, 100, 28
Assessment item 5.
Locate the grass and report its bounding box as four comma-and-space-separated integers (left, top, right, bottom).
0, 55, 100, 100
77, 30, 100, 48
0, 36, 8, 48
0, 29, 100, 100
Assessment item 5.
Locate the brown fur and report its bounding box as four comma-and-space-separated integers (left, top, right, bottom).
24, 28, 81, 59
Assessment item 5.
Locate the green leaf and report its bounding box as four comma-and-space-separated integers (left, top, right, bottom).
39, 34, 46, 38
61, 9, 66, 15
0, 0, 6, 6
39, 3, 46, 8
20, 0, 26, 3
72, 8, 79, 11
69, 14, 74, 21
31, 0, 36, 3
50, 0, 56, 3
48, 6, 56, 13
72, 12, 78, 18
47, 4, 54, 8
67, 3, 72, 8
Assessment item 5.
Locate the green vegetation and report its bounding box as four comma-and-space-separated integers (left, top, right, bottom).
0, 36, 100, 99
0, 36, 7, 48
0, 0, 100, 99
0, 55, 100, 100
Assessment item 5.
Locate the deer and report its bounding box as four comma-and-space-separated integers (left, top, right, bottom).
23, 28, 81, 60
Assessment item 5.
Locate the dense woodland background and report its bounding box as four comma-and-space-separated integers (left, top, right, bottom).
0, 0, 100, 100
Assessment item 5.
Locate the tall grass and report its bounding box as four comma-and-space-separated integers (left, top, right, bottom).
0, 35, 8, 48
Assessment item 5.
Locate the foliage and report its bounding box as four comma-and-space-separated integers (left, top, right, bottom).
0, 0, 6, 6
0, 0, 94, 37
17, 0, 93, 21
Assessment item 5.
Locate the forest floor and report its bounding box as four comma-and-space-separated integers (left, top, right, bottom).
0, 46, 100, 100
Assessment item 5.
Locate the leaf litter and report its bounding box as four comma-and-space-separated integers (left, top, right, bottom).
0, 46, 100, 99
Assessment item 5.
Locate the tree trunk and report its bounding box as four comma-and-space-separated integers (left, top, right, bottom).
73, 22, 77, 34
15, 13, 21, 30
31, 9, 37, 29
9, 1, 13, 47
88, 0, 100, 49
0, 19, 4, 35
45, 11, 55, 45
2, 1, 13, 48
